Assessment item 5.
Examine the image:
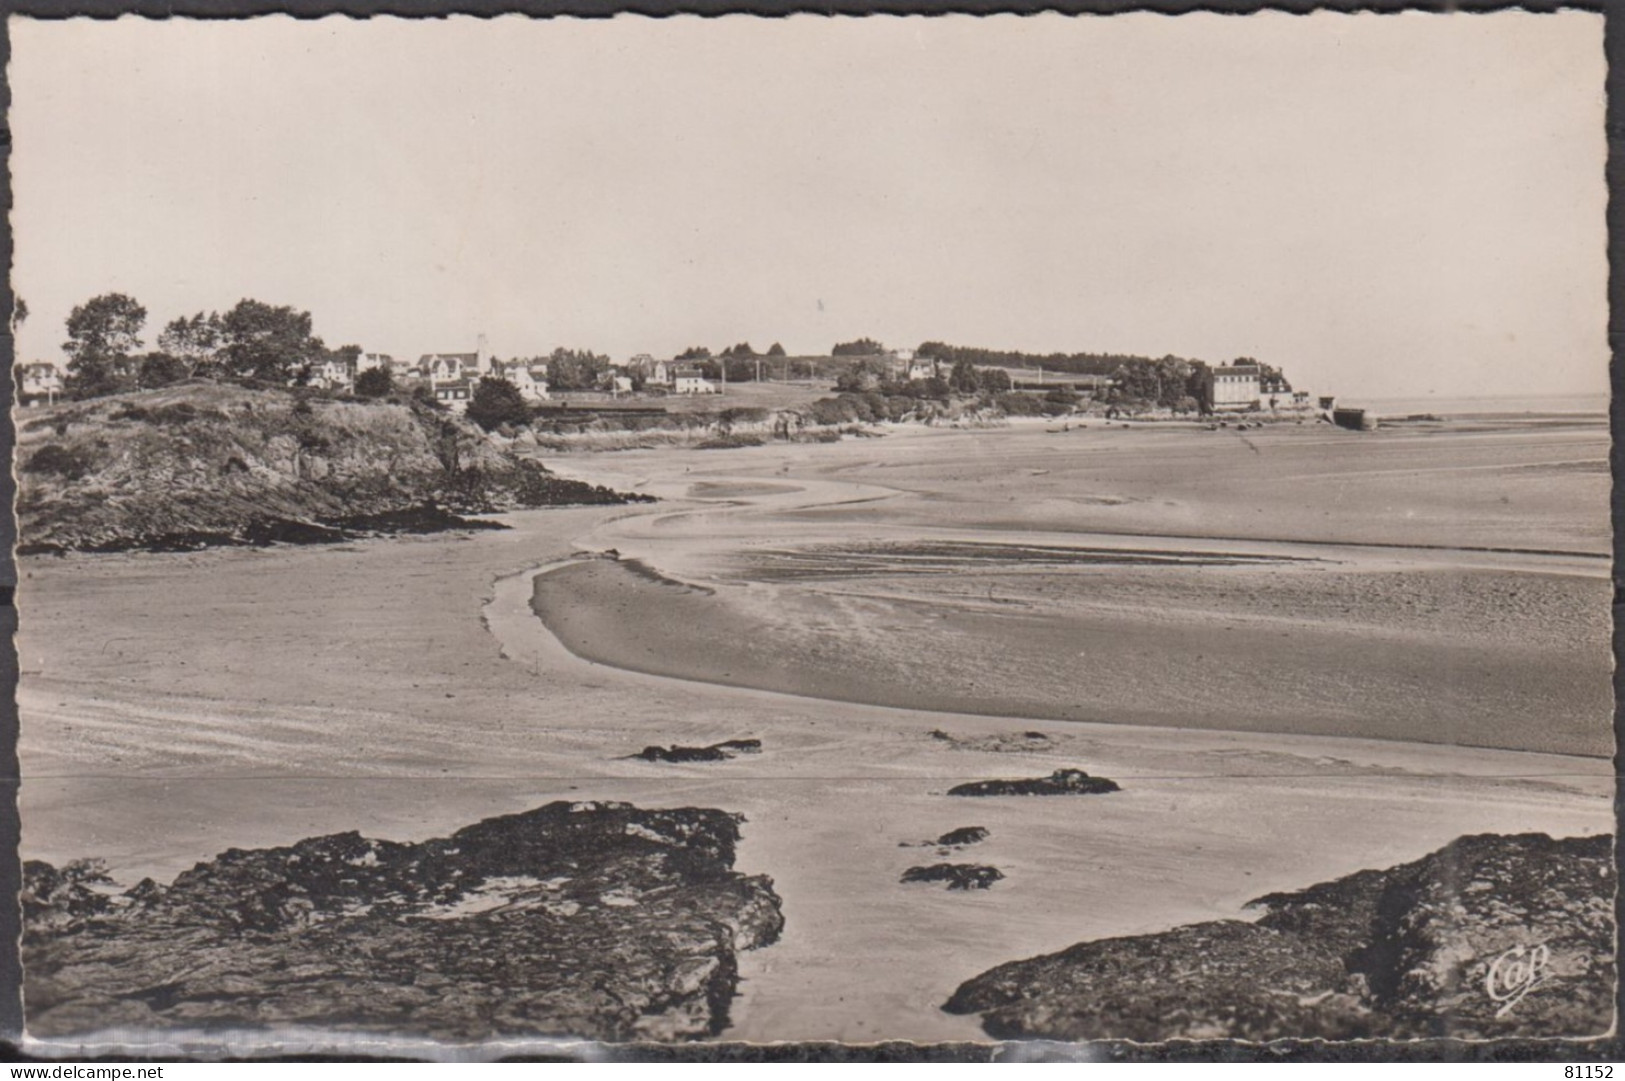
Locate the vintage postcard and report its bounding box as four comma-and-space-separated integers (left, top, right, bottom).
7, 11, 1614, 1056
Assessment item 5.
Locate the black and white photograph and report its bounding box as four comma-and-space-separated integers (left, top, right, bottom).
5, 10, 1616, 1057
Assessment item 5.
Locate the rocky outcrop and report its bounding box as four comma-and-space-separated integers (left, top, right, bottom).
17, 384, 651, 554
901, 864, 1005, 891
23, 801, 783, 1042
947, 769, 1119, 797
943, 832, 1614, 1041
631, 739, 763, 763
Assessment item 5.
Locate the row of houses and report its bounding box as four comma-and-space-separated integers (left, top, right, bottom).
17, 345, 1314, 416
390, 348, 724, 414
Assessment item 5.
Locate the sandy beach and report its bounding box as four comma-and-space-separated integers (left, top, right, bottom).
17, 415, 1614, 1045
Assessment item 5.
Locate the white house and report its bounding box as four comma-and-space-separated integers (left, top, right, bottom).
491, 359, 551, 403
310, 355, 355, 390
434, 378, 476, 415
906, 358, 939, 381
672, 363, 720, 395
420, 352, 480, 384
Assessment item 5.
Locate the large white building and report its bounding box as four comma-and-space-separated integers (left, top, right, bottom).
1207, 363, 1262, 412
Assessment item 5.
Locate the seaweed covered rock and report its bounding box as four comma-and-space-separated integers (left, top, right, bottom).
944, 832, 1613, 1041
901, 864, 1004, 891
24, 801, 783, 1042
632, 739, 762, 763
900, 827, 991, 855
947, 768, 1119, 797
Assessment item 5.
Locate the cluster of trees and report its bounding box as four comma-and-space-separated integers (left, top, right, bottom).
804, 390, 938, 427
945, 358, 1012, 394
52, 292, 349, 400
675, 342, 787, 365
536, 347, 612, 391
913, 340, 1290, 412
915, 341, 1197, 379
830, 356, 1011, 399
831, 337, 886, 357
1106, 356, 1208, 412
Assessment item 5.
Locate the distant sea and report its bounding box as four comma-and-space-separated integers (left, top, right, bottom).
1350, 392, 1609, 417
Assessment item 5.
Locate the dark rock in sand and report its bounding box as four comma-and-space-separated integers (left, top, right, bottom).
900, 826, 991, 852
23, 801, 784, 1042
943, 832, 1613, 1041
632, 738, 762, 763
947, 768, 1119, 797
902, 864, 1005, 891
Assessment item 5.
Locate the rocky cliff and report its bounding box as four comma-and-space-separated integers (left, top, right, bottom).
944, 832, 1614, 1041
16, 383, 648, 553
23, 801, 784, 1042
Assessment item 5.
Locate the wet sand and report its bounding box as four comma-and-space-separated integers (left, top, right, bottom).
16, 416, 1615, 1046
535, 419, 1612, 756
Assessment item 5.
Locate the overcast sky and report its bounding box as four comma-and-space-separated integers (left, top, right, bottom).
10, 12, 1607, 399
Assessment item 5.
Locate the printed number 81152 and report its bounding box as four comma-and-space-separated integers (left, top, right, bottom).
1565, 1068, 1613, 1079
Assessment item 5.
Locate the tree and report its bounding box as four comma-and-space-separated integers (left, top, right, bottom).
354, 366, 394, 399
676, 345, 712, 360
467, 376, 531, 431
137, 352, 190, 388
544, 347, 610, 391
719, 355, 760, 382
219, 299, 325, 383
832, 337, 885, 356
980, 367, 1012, 392
766, 342, 786, 357
834, 357, 888, 392
11, 296, 27, 334
158, 312, 224, 370
720, 342, 758, 358
948, 358, 982, 394
63, 292, 147, 398
1110, 355, 1195, 409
